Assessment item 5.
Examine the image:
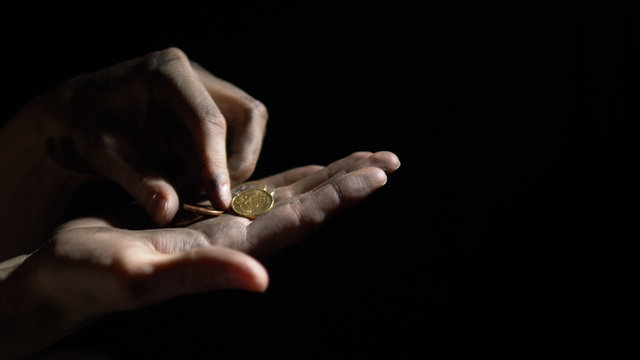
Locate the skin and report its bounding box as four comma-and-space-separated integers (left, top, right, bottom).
0, 151, 400, 357
0, 48, 267, 258
0, 48, 401, 357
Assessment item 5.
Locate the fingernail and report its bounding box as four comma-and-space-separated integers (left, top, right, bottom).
219, 183, 231, 209
149, 192, 168, 224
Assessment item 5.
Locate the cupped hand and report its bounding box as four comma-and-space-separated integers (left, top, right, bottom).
0, 151, 399, 357
32, 47, 267, 225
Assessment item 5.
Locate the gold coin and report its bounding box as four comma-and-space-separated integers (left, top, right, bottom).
232, 189, 274, 219
231, 181, 270, 198
231, 181, 273, 198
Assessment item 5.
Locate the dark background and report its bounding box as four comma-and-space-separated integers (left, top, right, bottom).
4, 1, 635, 358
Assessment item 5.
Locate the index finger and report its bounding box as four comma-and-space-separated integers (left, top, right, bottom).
148, 48, 231, 209
191, 61, 268, 184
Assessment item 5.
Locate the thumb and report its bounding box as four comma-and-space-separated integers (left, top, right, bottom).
89, 141, 180, 225
136, 246, 269, 306
132, 176, 180, 226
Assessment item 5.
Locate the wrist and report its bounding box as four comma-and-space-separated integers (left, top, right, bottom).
0, 252, 80, 358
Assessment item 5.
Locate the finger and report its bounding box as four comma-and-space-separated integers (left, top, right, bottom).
257, 165, 324, 188
149, 48, 231, 209
361, 151, 401, 174
192, 61, 268, 184
226, 101, 268, 185
301, 151, 400, 197
119, 246, 269, 309
88, 138, 180, 226
190, 61, 254, 116
271, 152, 370, 200
246, 167, 388, 258
56, 217, 113, 231
276, 151, 400, 200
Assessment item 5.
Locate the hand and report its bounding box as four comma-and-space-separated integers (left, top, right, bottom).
32, 47, 267, 225
0, 151, 399, 357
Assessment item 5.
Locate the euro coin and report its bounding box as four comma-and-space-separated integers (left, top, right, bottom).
232, 189, 274, 219
231, 181, 273, 198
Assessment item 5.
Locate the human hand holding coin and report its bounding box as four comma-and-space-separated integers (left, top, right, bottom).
171, 151, 400, 257
0, 151, 399, 357
180, 181, 275, 223
23, 47, 267, 225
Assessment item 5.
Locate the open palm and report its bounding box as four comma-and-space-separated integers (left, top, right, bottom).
3, 151, 399, 355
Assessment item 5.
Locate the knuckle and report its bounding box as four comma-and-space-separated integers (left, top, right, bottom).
292, 193, 328, 226
274, 187, 292, 203
287, 199, 307, 227
161, 46, 188, 60
326, 182, 344, 209
204, 111, 227, 132
249, 99, 269, 123
350, 151, 373, 161
145, 47, 189, 69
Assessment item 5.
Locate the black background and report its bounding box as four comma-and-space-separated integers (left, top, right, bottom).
3, 1, 635, 358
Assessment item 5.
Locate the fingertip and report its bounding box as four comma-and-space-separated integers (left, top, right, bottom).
220, 182, 232, 210
367, 166, 389, 188
370, 151, 401, 174
337, 166, 388, 192
148, 188, 180, 226
324, 167, 388, 200
205, 179, 231, 210
240, 259, 270, 293
217, 250, 269, 292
